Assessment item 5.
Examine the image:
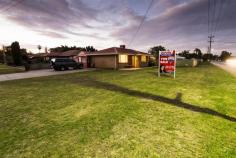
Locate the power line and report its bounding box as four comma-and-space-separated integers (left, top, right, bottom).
208, 0, 214, 35
211, 0, 216, 35
208, 0, 210, 34
207, 0, 227, 54
213, 0, 228, 36
212, 0, 223, 35
215, 41, 236, 44
209, 0, 228, 36
128, 0, 154, 47
207, 0, 214, 54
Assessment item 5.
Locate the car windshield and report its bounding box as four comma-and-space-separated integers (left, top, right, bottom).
56, 58, 74, 62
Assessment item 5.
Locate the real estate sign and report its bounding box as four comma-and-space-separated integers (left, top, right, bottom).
158, 50, 176, 78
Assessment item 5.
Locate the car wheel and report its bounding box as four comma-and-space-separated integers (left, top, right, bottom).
53, 66, 58, 71
79, 65, 83, 69
60, 66, 66, 71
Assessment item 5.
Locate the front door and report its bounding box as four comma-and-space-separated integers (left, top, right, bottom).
132, 56, 140, 68
87, 56, 92, 68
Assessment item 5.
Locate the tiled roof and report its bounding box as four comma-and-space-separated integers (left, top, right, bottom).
47, 50, 80, 57
28, 53, 47, 58
87, 47, 151, 56
87, 47, 117, 55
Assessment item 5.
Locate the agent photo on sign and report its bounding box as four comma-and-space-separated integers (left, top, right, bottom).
160, 65, 166, 73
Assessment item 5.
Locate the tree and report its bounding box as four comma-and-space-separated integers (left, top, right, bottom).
49, 45, 97, 53
179, 49, 203, 59
220, 51, 231, 61
148, 45, 166, 60
21, 48, 28, 62
179, 50, 191, 59
85, 46, 97, 52
11, 41, 22, 65
194, 48, 202, 59
38, 45, 42, 53
20, 48, 30, 71
202, 53, 213, 61
212, 54, 219, 61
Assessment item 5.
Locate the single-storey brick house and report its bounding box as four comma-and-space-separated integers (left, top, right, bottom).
47, 50, 81, 60
28, 53, 48, 63
87, 45, 151, 69
76, 51, 88, 68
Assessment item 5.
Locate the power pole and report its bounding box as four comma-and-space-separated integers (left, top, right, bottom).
208, 35, 214, 54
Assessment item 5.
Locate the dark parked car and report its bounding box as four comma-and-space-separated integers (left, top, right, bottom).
51, 58, 83, 71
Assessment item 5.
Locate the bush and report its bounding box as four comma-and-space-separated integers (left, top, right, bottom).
24, 63, 30, 71
148, 60, 156, 67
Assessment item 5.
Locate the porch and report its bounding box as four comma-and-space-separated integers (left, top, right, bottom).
118, 55, 149, 68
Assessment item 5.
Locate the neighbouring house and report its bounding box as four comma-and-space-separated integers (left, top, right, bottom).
76, 51, 88, 68
47, 50, 81, 61
86, 45, 152, 69
29, 50, 81, 62
47, 50, 90, 68
28, 50, 89, 67
28, 53, 48, 63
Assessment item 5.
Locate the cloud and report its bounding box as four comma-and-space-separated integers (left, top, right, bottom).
1, 0, 98, 38
112, 0, 236, 53
0, 0, 236, 54
0, 0, 142, 42
39, 31, 67, 39
113, 0, 208, 42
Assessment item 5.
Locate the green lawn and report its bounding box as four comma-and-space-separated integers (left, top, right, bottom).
0, 64, 236, 157
0, 64, 24, 74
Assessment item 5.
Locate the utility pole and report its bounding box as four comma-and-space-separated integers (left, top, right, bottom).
208, 35, 214, 54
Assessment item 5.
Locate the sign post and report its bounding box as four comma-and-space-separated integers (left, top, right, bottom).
158, 50, 176, 78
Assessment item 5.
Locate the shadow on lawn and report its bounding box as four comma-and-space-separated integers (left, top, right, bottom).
75, 78, 236, 122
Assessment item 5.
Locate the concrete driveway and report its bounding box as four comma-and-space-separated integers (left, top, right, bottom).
212, 62, 236, 77
0, 68, 96, 82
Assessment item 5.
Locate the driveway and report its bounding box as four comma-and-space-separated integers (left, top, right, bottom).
0, 68, 96, 82
212, 62, 236, 77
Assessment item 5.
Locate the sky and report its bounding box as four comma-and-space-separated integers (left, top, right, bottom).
0, 0, 235, 55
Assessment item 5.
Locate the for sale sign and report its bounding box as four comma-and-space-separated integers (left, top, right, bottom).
158, 50, 176, 78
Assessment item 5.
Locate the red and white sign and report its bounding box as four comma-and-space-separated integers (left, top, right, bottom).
159, 50, 176, 78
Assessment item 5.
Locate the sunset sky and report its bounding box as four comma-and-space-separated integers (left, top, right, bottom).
0, 0, 235, 54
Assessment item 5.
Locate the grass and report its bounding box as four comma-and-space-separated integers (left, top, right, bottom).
0, 64, 236, 157
0, 64, 24, 74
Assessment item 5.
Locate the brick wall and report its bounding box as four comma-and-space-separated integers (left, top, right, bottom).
92, 55, 117, 69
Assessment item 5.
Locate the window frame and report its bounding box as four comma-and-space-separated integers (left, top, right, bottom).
141, 55, 147, 62
119, 54, 128, 63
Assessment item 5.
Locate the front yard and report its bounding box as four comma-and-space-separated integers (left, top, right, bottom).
0, 64, 24, 74
0, 64, 236, 157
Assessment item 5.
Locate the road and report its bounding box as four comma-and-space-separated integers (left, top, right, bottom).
212, 62, 236, 77
0, 68, 96, 82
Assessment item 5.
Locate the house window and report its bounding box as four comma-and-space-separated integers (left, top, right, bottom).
141, 55, 147, 62
119, 54, 128, 63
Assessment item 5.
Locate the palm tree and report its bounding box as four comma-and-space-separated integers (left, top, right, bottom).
37, 45, 42, 53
